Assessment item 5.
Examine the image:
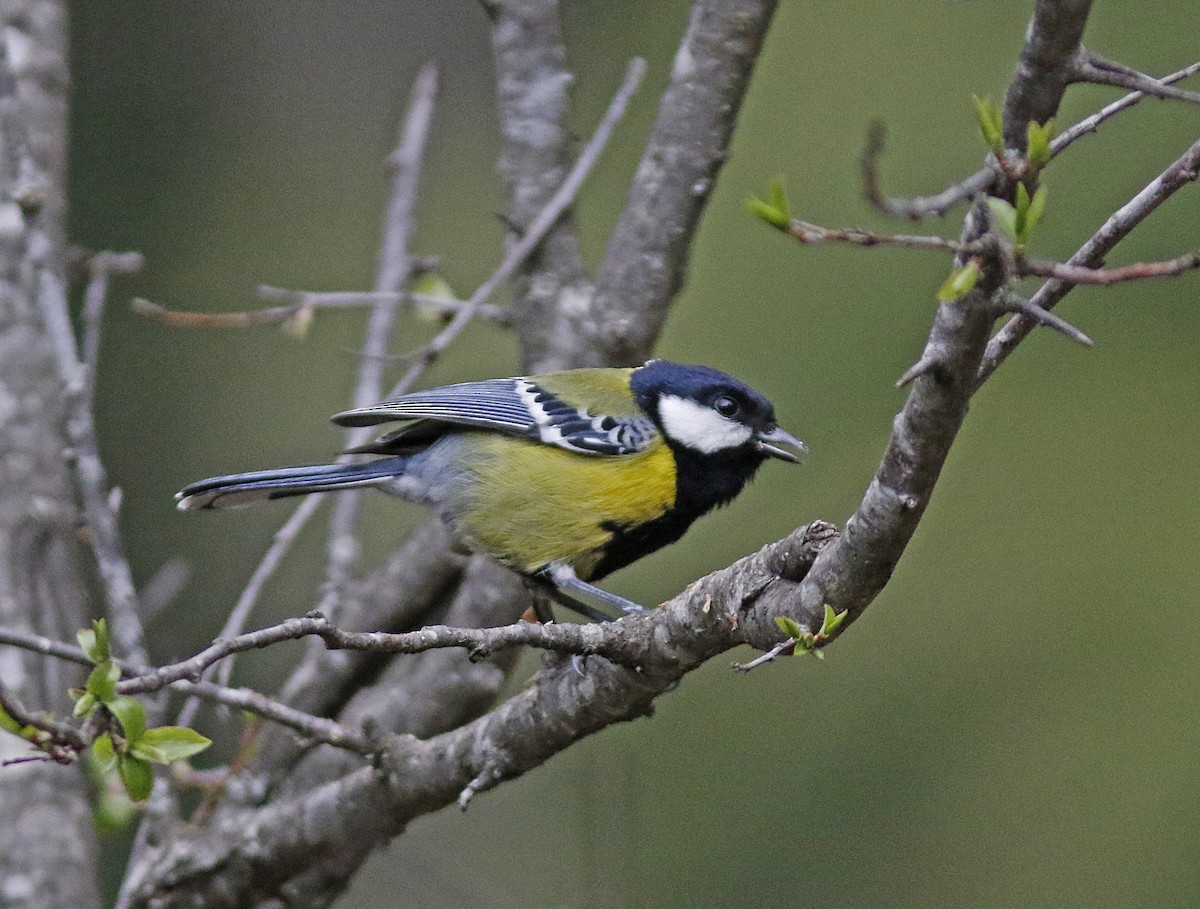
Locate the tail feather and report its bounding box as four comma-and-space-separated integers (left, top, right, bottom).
176, 457, 409, 510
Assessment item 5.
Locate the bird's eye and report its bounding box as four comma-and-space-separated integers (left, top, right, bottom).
714, 395, 741, 418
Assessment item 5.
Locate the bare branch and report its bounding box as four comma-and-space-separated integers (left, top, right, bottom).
488, 0, 589, 371
978, 135, 1200, 384
860, 120, 995, 220
1002, 0, 1094, 149
382, 56, 646, 398
121, 523, 839, 909
37, 239, 151, 672
558, 0, 780, 369
0, 627, 368, 754
788, 219, 966, 254
997, 291, 1093, 348
81, 251, 143, 392
324, 63, 440, 616
1051, 61, 1200, 156
1020, 250, 1200, 284
133, 289, 507, 330
1068, 49, 1200, 105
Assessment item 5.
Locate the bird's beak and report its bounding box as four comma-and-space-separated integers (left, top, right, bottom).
755, 426, 807, 463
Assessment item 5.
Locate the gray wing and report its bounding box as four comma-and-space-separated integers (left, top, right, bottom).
334, 379, 533, 432
333, 378, 658, 456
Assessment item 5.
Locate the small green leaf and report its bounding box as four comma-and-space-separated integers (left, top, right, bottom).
92, 733, 117, 773
413, 272, 457, 300
774, 615, 804, 640
972, 95, 1004, 155
937, 262, 981, 302
76, 628, 97, 662
745, 197, 790, 231
130, 741, 168, 764
1026, 119, 1054, 170
1013, 182, 1032, 244
767, 176, 790, 220
78, 619, 111, 664
91, 780, 137, 833
106, 695, 146, 743
72, 692, 98, 719
985, 197, 1017, 239
412, 272, 459, 323
85, 660, 121, 703
280, 303, 315, 340
745, 176, 792, 232
821, 604, 849, 637
1024, 186, 1048, 240
0, 705, 19, 735
117, 754, 153, 802
137, 726, 212, 763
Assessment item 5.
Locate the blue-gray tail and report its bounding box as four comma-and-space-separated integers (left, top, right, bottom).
176, 456, 409, 511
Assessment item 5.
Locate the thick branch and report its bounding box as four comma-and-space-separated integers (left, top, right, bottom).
488, 0, 589, 372
551, 0, 780, 369
122, 523, 836, 909
0, 4, 99, 904
1001, 0, 1094, 149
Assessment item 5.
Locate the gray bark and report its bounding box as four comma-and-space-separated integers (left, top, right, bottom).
0, 2, 99, 907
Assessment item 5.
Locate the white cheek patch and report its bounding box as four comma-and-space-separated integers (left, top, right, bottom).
657, 395, 753, 453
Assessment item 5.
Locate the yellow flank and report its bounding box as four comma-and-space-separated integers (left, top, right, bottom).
454, 430, 676, 578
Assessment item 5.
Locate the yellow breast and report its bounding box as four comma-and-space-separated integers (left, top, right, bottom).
452, 432, 676, 578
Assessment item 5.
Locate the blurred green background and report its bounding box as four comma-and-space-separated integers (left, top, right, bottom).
67, 2, 1199, 907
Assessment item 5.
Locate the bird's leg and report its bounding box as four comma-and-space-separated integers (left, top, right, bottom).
541, 563, 648, 618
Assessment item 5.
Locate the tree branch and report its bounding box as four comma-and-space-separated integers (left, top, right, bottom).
122, 522, 837, 909
977, 134, 1200, 385
0, 626, 370, 755
551, 0, 780, 369
1002, 0, 1094, 149
322, 63, 440, 615
861, 60, 1200, 222
488, 0, 589, 372
0, 4, 100, 902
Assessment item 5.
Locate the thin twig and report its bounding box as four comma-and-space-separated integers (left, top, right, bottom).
120, 613, 648, 697
0, 627, 368, 754
731, 638, 795, 672
977, 135, 1200, 385
35, 267, 151, 675
175, 495, 326, 728
787, 219, 1198, 290
861, 120, 995, 220
1021, 250, 1200, 284
0, 681, 85, 761
788, 219, 965, 253
81, 251, 143, 394
384, 56, 647, 400
260, 287, 509, 323
323, 63, 440, 619
861, 60, 1200, 222
1052, 60, 1200, 156
1069, 50, 1200, 105
998, 292, 1092, 347
133, 290, 506, 330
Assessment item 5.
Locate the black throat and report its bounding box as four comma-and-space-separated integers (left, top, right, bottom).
587, 441, 766, 581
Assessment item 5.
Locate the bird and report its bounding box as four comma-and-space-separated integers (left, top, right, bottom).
177, 359, 805, 620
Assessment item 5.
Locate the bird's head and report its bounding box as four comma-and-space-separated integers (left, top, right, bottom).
630, 360, 806, 463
